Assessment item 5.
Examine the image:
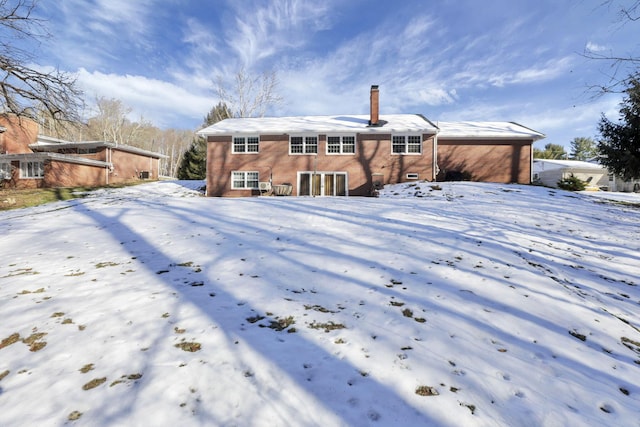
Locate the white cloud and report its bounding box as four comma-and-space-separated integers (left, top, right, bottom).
225, 0, 333, 67
586, 41, 608, 53
76, 68, 214, 129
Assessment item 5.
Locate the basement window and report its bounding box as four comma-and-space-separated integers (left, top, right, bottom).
406, 173, 419, 180
231, 171, 259, 189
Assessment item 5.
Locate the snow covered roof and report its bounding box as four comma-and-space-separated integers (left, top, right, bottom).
197, 114, 438, 136
31, 140, 167, 158
0, 152, 112, 167
436, 121, 545, 140
533, 159, 606, 170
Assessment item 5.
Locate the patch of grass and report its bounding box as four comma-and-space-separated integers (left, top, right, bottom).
22, 332, 47, 351
65, 270, 85, 277
82, 377, 107, 390
0, 370, 9, 381
175, 341, 201, 352
309, 321, 346, 333
79, 364, 94, 374
414, 317, 426, 323
390, 301, 405, 307
51, 312, 65, 318
303, 304, 337, 313
622, 337, 640, 354
569, 330, 587, 341
402, 308, 414, 318
0, 332, 21, 350
246, 315, 265, 324
0, 183, 144, 211
267, 316, 295, 331
68, 411, 83, 421
415, 385, 439, 396
95, 262, 119, 268
460, 402, 476, 414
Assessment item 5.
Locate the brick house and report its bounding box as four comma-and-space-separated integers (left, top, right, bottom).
0, 116, 165, 189
197, 86, 544, 197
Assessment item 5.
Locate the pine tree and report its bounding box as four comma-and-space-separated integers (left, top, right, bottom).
177, 102, 231, 180
533, 143, 567, 159
597, 73, 640, 180
177, 138, 207, 180
569, 137, 598, 161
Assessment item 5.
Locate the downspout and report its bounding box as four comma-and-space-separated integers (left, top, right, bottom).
433, 127, 439, 181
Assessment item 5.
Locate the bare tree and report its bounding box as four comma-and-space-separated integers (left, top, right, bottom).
583, 1, 640, 94
216, 68, 282, 118
86, 97, 155, 145
0, 0, 82, 123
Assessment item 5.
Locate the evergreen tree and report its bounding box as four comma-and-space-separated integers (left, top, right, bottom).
177, 102, 231, 180
597, 73, 640, 180
533, 143, 567, 159
569, 137, 598, 160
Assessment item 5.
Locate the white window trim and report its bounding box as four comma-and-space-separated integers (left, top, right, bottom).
406, 173, 419, 180
232, 136, 260, 154
289, 134, 318, 155
391, 134, 423, 155
20, 160, 45, 179
231, 171, 259, 190
326, 135, 356, 155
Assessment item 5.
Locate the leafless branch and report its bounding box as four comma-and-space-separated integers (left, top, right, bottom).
0, 0, 82, 125
216, 68, 282, 118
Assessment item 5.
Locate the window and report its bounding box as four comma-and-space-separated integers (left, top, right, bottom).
290, 136, 318, 154
0, 162, 11, 179
327, 136, 356, 154
231, 171, 259, 189
233, 136, 259, 153
298, 172, 348, 196
406, 173, 419, 179
392, 135, 422, 154
20, 161, 44, 178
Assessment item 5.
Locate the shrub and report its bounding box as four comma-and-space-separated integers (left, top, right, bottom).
557, 174, 587, 191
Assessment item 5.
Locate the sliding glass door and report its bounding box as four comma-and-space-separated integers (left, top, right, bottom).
298, 172, 347, 196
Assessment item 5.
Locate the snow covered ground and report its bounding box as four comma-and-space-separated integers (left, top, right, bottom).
0, 181, 638, 427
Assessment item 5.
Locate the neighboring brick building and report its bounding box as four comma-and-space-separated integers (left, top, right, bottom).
0, 116, 165, 189
197, 86, 545, 197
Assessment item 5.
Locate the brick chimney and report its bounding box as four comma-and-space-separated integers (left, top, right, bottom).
369, 85, 379, 126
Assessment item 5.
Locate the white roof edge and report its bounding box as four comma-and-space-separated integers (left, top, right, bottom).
197, 114, 438, 136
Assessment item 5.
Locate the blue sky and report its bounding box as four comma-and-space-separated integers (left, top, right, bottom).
28, 0, 639, 149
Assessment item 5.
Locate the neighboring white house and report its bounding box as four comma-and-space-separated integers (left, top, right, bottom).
533, 159, 608, 190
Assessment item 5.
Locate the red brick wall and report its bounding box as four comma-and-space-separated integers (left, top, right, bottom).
206, 134, 435, 197
436, 140, 532, 184
109, 149, 159, 183
45, 161, 108, 187
0, 116, 38, 154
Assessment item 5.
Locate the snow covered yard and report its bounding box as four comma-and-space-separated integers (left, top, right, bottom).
0, 180, 639, 427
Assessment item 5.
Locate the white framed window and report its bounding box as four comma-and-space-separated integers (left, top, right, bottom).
232, 136, 259, 153
0, 162, 11, 179
327, 135, 356, 154
231, 171, 259, 189
392, 135, 422, 154
406, 173, 419, 179
20, 161, 44, 178
290, 135, 318, 154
